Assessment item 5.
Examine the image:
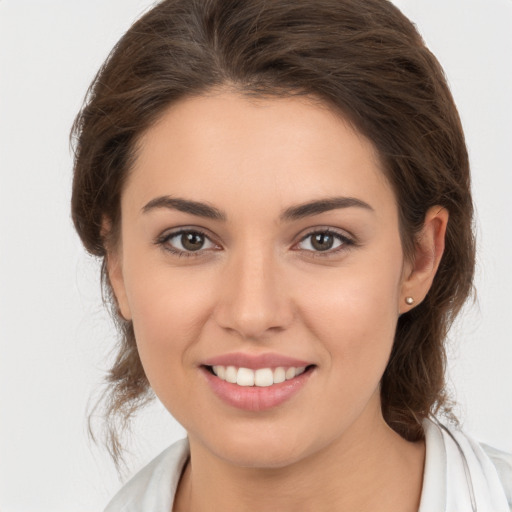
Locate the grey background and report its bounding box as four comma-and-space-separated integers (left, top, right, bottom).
1, 0, 511, 510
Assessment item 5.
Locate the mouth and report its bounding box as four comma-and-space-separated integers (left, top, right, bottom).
203, 364, 316, 387
200, 362, 316, 411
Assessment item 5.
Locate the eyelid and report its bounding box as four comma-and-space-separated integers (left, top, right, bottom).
155, 227, 221, 257
154, 225, 356, 258
293, 227, 356, 255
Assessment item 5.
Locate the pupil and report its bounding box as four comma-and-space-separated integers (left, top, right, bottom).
312, 233, 333, 251
182, 232, 204, 251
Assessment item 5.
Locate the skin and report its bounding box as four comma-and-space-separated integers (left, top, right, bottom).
107, 90, 448, 512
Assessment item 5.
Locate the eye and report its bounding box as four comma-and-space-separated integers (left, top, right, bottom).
296, 229, 353, 253
157, 229, 218, 256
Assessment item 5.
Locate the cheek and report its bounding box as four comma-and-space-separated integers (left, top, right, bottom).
122, 262, 214, 391
295, 252, 403, 378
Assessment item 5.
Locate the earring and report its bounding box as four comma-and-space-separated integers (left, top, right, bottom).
405, 297, 414, 305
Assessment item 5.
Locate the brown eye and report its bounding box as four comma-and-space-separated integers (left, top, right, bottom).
181, 232, 205, 251
159, 229, 217, 255
297, 230, 352, 254
311, 233, 335, 251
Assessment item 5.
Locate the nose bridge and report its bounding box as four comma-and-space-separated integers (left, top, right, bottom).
215, 240, 292, 339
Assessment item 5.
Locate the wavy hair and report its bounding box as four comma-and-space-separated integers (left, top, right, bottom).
71, 0, 475, 465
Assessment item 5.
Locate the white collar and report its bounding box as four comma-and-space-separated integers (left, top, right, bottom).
420, 418, 510, 512
105, 420, 511, 511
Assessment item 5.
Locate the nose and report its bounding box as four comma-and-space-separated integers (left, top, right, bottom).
213, 246, 294, 340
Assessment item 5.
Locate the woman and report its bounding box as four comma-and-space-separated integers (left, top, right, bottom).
71, 0, 512, 510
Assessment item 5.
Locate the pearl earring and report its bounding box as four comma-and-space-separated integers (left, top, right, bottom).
405, 297, 414, 305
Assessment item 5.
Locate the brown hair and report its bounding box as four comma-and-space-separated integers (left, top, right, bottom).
71, 0, 474, 464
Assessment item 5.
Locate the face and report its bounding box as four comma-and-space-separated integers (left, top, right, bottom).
109, 91, 414, 468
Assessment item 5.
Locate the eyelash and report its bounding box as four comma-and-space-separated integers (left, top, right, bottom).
155, 228, 355, 258
297, 228, 355, 258
155, 229, 219, 258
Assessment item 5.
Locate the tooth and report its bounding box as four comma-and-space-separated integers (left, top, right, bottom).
237, 367, 255, 386
213, 365, 226, 380
255, 368, 274, 387
214, 364, 307, 386
295, 366, 306, 376
285, 367, 296, 380
225, 366, 237, 383
273, 367, 286, 384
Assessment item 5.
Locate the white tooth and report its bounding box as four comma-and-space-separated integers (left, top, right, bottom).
214, 365, 226, 380
273, 367, 286, 384
255, 368, 274, 387
295, 366, 306, 376
237, 367, 255, 386
225, 366, 237, 383
285, 367, 296, 380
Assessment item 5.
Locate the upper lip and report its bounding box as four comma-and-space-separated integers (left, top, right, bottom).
201, 352, 314, 370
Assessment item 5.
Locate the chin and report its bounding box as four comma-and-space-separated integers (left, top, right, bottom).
195, 421, 326, 470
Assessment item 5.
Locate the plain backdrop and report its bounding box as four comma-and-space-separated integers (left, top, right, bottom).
0, 1, 511, 511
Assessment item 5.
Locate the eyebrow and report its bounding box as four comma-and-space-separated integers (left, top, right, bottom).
142, 196, 226, 220
141, 195, 373, 221
280, 197, 374, 221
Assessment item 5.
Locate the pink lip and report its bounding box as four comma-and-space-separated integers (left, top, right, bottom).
200, 353, 316, 412
201, 352, 312, 370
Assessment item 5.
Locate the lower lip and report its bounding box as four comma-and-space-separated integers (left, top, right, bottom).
201, 367, 314, 412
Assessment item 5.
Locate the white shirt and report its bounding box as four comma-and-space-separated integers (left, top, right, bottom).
104, 418, 512, 512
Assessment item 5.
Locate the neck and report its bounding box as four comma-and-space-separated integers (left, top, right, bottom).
173, 402, 425, 512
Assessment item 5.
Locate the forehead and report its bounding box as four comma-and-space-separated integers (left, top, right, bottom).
125, 91, 396, 218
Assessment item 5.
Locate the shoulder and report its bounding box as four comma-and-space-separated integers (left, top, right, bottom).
103, 438, 190, 512
421, 418, 512, 512
480, 442, 512, 510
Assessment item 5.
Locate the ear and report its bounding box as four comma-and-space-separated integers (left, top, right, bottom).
102, 218, 132, 321
399, 206, 449, 314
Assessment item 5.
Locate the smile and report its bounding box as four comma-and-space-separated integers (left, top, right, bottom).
208, 365, 308, 387
201, 358, 316, 411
